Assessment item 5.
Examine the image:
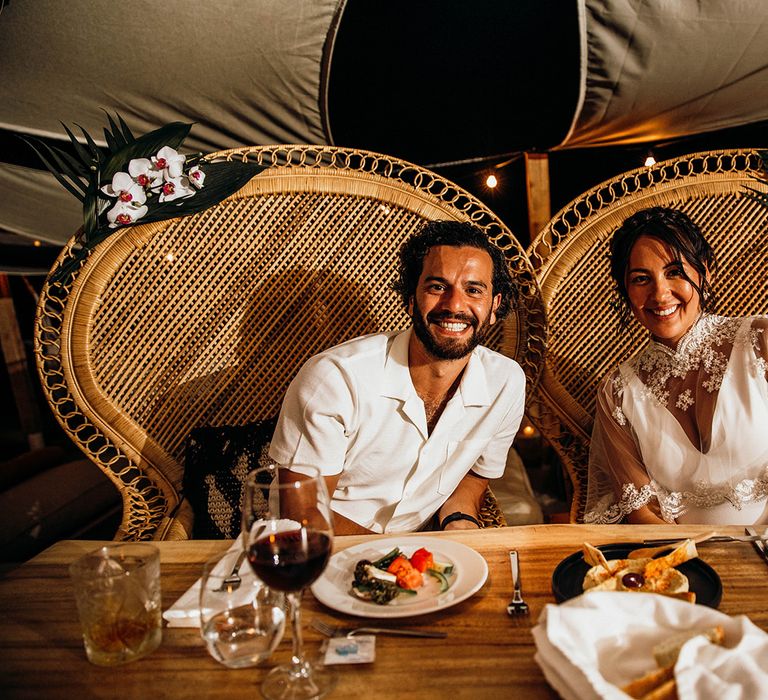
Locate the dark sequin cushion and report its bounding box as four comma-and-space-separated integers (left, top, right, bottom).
183, 417, 277, 539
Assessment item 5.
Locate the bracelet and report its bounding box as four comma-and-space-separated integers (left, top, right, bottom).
439, 511, 480, 530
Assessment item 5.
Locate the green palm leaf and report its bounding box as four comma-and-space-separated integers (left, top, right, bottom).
60, 123, 99, 172
22, 138, 88, 201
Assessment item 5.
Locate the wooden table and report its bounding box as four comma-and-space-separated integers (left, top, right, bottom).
1, 524, 766, 699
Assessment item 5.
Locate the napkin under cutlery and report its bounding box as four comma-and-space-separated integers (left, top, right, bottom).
163, 539, 246, 628
532, 591, 768, 700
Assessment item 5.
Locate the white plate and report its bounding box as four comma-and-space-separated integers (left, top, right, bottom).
310, 537, 488, 618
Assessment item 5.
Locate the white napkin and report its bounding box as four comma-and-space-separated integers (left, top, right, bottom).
163, 519, 300, 628
163, 539, 244, 628
532, 591, 768, 700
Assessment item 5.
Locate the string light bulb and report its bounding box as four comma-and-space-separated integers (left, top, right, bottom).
486, 174, 498, 188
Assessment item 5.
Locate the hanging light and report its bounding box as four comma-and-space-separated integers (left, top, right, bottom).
644, 154, 656, 167
486, 174, 498, 188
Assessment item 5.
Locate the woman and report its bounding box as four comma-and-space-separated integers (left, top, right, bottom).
584, 207, 768, 524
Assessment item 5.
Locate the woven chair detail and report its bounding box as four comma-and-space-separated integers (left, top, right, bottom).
35, 145, 546, 540
527, 149, 768, 522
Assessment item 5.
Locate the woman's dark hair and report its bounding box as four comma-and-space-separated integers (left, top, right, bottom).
392, 220, 517, 320
610, 207, 717, 328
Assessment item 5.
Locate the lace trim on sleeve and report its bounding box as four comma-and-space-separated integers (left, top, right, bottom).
750, 326, 767, 377
654, 467, 768, 518
583, 483, 663, 524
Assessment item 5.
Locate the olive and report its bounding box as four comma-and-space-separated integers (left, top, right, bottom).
621, 572, 645, 589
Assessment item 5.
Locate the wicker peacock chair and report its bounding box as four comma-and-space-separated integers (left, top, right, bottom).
527, 148, 768, 522
35, 145, 546, 540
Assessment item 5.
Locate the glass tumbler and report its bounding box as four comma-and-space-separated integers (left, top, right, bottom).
69, 543, 162, 666
199, 548, 286, 668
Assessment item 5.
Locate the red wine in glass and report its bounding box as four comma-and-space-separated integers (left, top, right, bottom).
242, 464, 336, 700
247, 530, 331, 592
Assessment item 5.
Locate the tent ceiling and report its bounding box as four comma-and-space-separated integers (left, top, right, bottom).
1, 0, 767, 267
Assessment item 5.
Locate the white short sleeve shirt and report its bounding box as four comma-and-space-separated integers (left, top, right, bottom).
269, 329, 526, 533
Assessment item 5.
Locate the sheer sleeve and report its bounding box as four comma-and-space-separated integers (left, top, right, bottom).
749, 316, 768, 380
584, 369, 669, 523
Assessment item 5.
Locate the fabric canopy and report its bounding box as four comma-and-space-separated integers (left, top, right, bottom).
1, 0, 767, 260
564, 0, 768, 147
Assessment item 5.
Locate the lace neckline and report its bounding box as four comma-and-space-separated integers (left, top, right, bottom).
645, 312, 710, 359
624, 314, 740, 413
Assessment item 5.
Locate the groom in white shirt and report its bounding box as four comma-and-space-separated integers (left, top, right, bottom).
269, 220, 526, 534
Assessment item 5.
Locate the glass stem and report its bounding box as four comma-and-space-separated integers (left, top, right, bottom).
287, 590, 310, 679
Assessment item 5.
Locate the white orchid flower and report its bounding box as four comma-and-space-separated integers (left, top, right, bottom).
188, 165, 205, 189
158, 176, 196, 203
128, 158, 163, 189
100, 171, 147, 204
106, 200, 149, 228
153, 146, 186, 179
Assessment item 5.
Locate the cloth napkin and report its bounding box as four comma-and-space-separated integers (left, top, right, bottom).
532, 591, 768, 700
163, 519, 299, 628
163, 539, 244, 628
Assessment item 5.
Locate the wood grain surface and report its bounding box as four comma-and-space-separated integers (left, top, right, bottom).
1, 525, 765, 699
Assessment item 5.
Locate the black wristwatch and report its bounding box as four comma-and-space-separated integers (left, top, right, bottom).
439, 511, 480, 530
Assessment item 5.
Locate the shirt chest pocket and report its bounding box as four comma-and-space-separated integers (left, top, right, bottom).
437, 439, 491, 495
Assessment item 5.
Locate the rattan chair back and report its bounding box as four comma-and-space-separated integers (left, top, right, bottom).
35, 145, 546, 540
527, 149, 768, 522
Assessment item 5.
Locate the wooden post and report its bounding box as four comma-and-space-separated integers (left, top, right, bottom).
524, 152, 552, 241
0, 274, 44, 451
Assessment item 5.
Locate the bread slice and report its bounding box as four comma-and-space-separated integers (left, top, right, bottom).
652, 625, 725, 667
620, 625, 725, 700
640, 678, 678, 700
621, 664, 674, 698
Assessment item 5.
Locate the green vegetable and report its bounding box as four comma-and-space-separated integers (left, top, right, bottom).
427, 569, 450, 593
430, 560, 454, 575
372, 547, 402, 569
352, 557, 418, 605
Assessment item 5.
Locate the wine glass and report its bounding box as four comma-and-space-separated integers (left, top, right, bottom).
242, 464, 336, 700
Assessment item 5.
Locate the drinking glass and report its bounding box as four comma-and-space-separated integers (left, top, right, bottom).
69, 543, 162, 666
242, 464, 335, 700
199, 548, 286, 668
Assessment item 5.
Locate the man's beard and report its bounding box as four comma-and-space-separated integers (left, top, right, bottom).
411, 301, 493, 360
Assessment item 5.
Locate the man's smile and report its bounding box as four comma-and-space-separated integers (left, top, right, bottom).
428, 313, 476, 335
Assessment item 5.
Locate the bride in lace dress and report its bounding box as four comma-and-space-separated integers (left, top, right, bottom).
584, 207, 768, 525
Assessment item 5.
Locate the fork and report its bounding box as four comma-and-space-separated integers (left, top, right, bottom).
506, 550, 529, 615
214, 550, 247, 592
311, 618, 447, 639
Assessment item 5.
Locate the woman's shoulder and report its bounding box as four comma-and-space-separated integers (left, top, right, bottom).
596, 364, 628, 403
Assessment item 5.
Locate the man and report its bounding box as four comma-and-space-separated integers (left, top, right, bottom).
269, 220, 526, 533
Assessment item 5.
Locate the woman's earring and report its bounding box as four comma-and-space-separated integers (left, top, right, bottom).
609, 291, 623, 315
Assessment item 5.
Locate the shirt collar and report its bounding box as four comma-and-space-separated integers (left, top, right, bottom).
381, 328, 415, 400
381, 328, 491, 407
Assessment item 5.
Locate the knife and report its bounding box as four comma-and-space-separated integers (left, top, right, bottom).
745, 527, 768, 565
642, 532, 767, 545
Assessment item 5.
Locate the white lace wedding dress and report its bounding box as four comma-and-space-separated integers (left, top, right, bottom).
585, 314, 768, 524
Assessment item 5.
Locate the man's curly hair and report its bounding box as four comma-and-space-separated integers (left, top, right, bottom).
392, 220, 517, 320
610, 207, 717, 329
